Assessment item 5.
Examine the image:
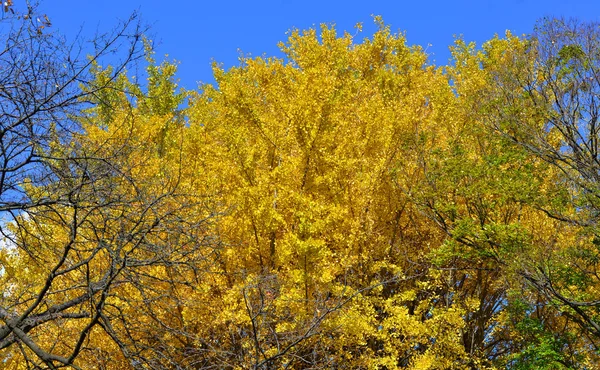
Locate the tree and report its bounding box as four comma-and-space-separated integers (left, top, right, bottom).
183, 19, 494, 369
0, 5, 217, 369
444, 19, 600, 366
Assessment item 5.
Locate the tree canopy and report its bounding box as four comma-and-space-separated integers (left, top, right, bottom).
1, 7, 600, 369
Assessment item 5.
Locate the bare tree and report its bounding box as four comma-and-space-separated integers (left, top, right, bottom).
0, 3, 218, 369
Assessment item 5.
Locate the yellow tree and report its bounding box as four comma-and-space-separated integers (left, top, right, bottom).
184, 18, 490, 369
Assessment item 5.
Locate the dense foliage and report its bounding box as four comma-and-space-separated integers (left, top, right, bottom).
1, 7, 599, 369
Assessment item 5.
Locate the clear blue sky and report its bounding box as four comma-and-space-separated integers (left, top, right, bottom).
38, 0, 600, 90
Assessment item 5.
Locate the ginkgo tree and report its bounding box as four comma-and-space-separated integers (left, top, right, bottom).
182, 19, 503, 369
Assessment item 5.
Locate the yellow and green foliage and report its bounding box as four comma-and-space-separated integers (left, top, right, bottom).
3, 17, 600, 369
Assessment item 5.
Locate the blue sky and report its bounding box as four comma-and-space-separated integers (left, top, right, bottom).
38, 1, 600, 90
